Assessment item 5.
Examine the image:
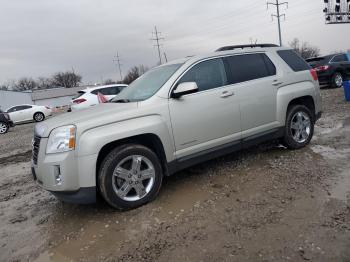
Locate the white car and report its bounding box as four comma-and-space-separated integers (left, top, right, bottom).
70, 84, 128, 111
6, 104, 52, 123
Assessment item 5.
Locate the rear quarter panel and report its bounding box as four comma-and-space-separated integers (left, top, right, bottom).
276, 72, 317, 125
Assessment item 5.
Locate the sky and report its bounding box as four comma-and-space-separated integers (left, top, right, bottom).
0, 0, 349, 85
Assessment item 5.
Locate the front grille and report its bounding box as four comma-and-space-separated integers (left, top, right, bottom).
32, 136, 41, 165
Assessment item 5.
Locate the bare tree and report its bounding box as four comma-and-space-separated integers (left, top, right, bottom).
122, 65, 148, 84
13, 77, 38, 91
289, 38, 320, 59
37, 77, 54, 89
103, 79, 117, 85
51, 71, 82, 88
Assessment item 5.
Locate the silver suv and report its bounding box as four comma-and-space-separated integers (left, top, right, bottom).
32, 44, 322, 210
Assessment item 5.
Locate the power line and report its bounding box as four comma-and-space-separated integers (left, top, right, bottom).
113, 52, 123, 81
267, 0, 289, 46
151, 26, 164, 65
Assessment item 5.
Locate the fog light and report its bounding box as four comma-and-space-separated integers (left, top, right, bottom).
54, 165, 62, 185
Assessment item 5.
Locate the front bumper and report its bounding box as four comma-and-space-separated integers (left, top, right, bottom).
31, 165, 96, 204
31, 137, 98, 204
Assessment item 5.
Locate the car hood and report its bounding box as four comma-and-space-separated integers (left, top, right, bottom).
36, 102, 138, 137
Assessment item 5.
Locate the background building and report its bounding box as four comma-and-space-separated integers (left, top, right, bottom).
0, 86, 85, 110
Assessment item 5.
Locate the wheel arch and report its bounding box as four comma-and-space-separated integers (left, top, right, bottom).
96, 133, 169, 181
33, 111, 44, 120
287, 96, 315, 120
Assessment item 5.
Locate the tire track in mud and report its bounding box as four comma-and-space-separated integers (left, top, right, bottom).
0, 150, 32, 165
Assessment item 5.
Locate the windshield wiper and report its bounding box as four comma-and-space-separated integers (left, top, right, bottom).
111, 99, 130, 103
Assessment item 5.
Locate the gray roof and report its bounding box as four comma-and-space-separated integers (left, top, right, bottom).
31, 86, 89, 101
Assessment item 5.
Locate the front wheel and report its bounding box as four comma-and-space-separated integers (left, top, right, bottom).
0, 122, 9, 134
98, 144, 163, 210
282, 105, 314, 149
331, 72, 343, 88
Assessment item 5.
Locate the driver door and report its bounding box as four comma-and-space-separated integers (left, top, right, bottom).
7, 106, 21, 123
168, 58, 241, 159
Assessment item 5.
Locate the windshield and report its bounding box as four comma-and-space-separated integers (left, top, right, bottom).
111, 63, 183, 102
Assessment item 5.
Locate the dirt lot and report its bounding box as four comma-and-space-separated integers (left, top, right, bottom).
1, 88, 349, 262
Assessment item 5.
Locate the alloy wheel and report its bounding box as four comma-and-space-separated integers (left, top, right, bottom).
0, 122, 8, 134
334, 73, 343, 87
35, 113, 44, 122
290, 111, 311, 143
112, 155, 155, 202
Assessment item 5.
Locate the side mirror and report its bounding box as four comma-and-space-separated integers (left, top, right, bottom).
172, 82, 198, 98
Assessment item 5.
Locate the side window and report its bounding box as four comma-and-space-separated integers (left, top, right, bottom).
92, 88, 111, 95
277, 50, 311, 72
109, 86, 121, 95
21, 105, 32, 110
177, 58, 228, 92
7, 107, 18, 113
224, 54, 275, 85
332, 54, 347, 63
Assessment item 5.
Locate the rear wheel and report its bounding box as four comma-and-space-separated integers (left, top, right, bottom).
282, 105, 314, 149
33, 112, 45, 122
331, 72, 343, 88
98, 144, 163, 210
0, 122, 9, 134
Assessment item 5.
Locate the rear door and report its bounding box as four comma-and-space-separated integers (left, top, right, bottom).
223, 53, 279, 139
21, 105, 33, 121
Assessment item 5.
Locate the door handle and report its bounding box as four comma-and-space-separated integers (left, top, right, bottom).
220, 91, 235, 98
272, 80, 283, 86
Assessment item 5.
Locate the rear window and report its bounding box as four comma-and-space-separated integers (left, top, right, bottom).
73, 91, 85, 99
277, 50, 311, 72
224, 53, 276, 85
331, 54, 348, 63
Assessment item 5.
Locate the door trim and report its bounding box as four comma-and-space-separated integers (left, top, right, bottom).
167, 127, 284, 176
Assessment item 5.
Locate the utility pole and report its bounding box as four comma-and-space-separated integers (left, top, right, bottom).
113, 52, 123, 81
267, 0, 288, 46
151, 26, 164, 65
163, 52, 168, 63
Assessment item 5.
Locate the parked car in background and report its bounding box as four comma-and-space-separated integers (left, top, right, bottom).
6, 105, 52, 123
69, 84, 128, 111
0, 109, 14, 134
306, 53, 350, 88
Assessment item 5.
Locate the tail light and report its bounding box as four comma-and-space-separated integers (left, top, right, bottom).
310, 69, 318, 81
315, 65, 330, 72
73, 98, 87, 104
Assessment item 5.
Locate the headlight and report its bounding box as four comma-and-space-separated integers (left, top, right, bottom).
46, 125, 76, 154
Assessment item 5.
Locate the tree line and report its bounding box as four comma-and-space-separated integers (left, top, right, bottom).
0, 65, 148, 92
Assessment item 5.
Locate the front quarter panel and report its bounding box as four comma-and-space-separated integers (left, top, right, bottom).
77, 115, 175, 162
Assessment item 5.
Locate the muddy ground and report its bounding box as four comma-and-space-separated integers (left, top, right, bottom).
0, 88, 349, 262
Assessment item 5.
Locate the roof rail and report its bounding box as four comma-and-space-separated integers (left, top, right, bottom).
216, 44, 279, 52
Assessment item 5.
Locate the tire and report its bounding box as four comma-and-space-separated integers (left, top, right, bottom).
282, 105, 314, 150
33, 112, 45, 122
331, 72, 343, 88
0, 122, 9, 134
98, 144, 163, 210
